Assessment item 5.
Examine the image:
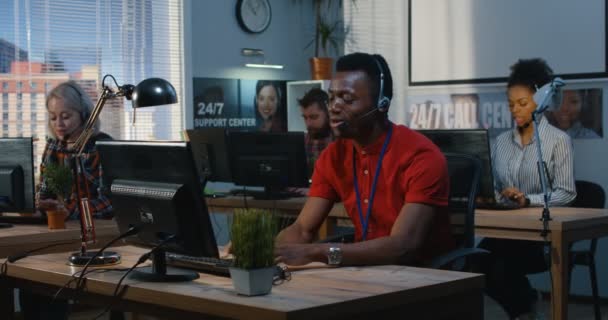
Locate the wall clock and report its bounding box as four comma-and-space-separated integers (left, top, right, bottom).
236, 0, 272, 34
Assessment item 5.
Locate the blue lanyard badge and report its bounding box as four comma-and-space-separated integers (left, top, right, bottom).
353, 125, 393, 240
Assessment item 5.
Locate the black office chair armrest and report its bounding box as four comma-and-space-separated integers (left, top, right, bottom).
429, 247, 489, 270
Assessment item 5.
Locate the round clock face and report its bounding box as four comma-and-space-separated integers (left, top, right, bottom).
236, 0, 272, 33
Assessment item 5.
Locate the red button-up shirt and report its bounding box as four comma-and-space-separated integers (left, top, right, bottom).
309, 122, 453, 264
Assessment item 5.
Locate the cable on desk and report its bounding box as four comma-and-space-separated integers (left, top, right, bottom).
1, 240, 81, 277
72, 224, 142, 295
92, 235, 177, 320
52, 267, 131, 302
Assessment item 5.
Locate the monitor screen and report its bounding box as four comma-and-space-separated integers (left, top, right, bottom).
227, 131, 308, 199
97, 141, 218, 259
0, 137, 35, 213
417, 129, 494, 200
184, 128, 232, 183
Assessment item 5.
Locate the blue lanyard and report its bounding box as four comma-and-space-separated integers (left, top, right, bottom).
353, 125, 393, 240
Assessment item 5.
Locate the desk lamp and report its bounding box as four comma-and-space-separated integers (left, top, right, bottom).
68, 75, 177, 266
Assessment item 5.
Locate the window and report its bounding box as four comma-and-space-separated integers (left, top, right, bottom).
2, 82, 7, 91
2, 124, 7, 133
2, 113, 7, 121
30, 113, 36, 121
16, 112, 22, 121
2, 0, 184, 161
344, 0, 408, 123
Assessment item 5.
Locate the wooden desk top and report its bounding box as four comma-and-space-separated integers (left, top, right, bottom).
207, 196, 349, 218
0, 219, 119, 258
2, 245, 483, 320
476, 207, 608, 231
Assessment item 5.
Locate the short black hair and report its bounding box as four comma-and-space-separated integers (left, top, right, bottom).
507, 58, 553, 92
298, 88, 328, 112
335, 52, 393, 105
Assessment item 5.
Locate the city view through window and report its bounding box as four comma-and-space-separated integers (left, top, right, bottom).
0, 0, 184, 177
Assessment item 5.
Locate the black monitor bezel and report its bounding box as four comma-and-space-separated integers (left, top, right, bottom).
226, 131, 309, 189
0, 137, 35, 214
97, 140, 219, 258
417, 129, 494, 200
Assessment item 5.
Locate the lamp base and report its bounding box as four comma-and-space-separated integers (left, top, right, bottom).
68, 251, 121, 267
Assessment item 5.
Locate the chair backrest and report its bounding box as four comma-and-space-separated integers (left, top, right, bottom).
444, 152, 481, 249
572, 180, 605, 209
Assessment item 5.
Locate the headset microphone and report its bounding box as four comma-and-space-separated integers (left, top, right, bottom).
337, 108, 379, 131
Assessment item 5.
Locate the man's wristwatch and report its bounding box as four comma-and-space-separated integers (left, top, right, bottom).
327, 246, 343, 266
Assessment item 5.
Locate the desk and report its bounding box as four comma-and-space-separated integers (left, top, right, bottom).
0, 219, 120, 258
1, 245, 484, 320
209, 198, 608, 319
207, 196, 348, 239
476, 207, 608, 320
0, 219, 119, 316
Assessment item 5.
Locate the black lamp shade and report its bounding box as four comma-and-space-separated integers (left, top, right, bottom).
131, 78, 178, 108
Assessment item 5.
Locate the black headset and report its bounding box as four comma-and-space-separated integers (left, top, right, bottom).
372, 56, 390, 112
63, 82, 88, 122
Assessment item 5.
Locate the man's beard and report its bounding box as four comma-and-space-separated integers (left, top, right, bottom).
308, 126, 331, 139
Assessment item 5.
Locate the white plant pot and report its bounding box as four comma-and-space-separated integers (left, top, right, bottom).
229, 266, 275, 296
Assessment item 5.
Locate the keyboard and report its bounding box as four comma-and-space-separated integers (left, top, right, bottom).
166, 252, 232, 277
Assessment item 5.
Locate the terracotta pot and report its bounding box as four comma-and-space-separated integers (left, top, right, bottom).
47, 207, 67, 230
309, 57, 334, 80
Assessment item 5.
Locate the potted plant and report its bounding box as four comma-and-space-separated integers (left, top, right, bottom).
229, 208, 278, 296
305, 0, 353, 79
42, 162, 73, 229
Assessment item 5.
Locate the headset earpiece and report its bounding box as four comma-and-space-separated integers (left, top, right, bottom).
378, 97, 390, 112
373, 56, 390, 112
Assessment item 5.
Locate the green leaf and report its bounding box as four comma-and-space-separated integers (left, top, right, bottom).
230, 208, 278, 269
42, 162, 73, 204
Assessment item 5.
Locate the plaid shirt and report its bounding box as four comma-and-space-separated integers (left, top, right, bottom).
305, 133, 334, 178
37, 134, 113, 219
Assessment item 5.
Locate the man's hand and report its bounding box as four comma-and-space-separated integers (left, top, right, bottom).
275, 243, 324, 266
501, 187, 528, 207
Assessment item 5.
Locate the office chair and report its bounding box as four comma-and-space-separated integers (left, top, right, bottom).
429, 153, 488, 270
569, 180, 605, 320
320, 153, 488, 270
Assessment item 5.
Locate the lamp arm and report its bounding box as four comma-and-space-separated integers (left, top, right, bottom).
74, 87, 114, 155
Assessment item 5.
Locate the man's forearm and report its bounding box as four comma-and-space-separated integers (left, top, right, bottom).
276, 222, 315, 244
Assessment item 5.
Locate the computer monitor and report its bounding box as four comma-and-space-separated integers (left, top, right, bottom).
0, 137, 35, 214
97, 140, 218, 281
417, 129, 494, 200
227, 131, 309, 199
184, 128, 232, 182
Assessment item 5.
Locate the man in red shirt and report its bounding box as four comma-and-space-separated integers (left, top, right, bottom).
275, 53, 453, 266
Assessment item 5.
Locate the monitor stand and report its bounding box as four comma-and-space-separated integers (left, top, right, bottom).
129, 248, 200, 282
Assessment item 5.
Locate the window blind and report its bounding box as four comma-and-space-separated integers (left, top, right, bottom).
0, 0, 184, 173
343, 0, 408, 124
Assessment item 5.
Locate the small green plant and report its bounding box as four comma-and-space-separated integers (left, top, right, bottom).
42, 162, 73, 205
230, 209, 278, 270
298, 0, 356, 57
